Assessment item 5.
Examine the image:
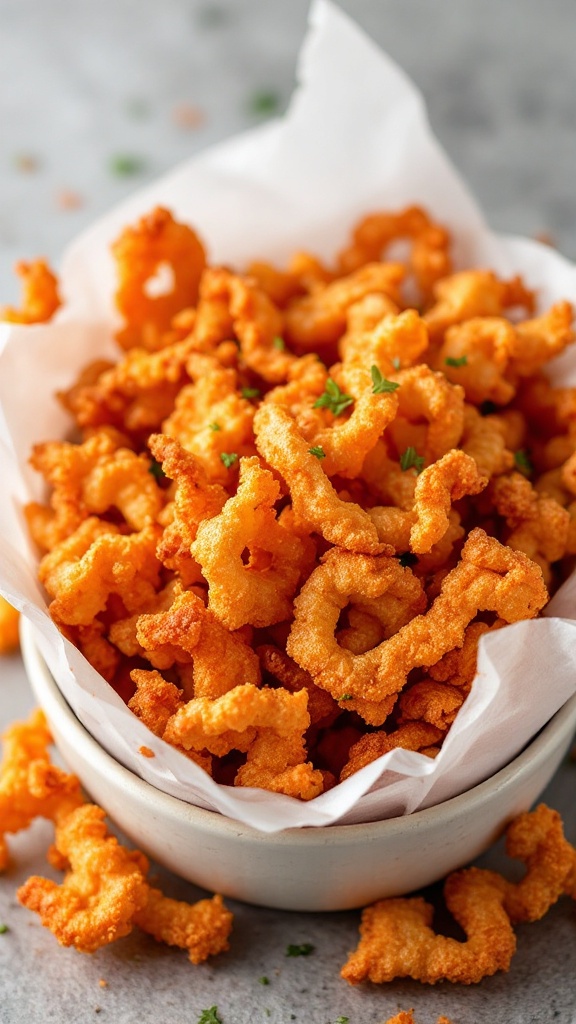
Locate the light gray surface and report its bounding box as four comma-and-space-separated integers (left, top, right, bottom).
1, 1, 576, 1022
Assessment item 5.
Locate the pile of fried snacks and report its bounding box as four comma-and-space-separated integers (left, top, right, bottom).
0, 710, 232, 961
1, 709, 575, 987
7, 203, 576, 798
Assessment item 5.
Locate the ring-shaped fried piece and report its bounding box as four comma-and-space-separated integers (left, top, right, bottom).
191, 456, 309, 629
288, 530, 547, 722
112, 207, 206, 350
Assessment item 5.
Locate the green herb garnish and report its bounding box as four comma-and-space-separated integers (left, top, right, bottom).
272, 335, 285, 351
259, 976, 270, 985
241, 387, 261, 400
110, 154, 146, 177
338, 694, 354, 702
148, 459, 166, 480
286, 942, 315, 957
308, 446, 326, 459
514, 449, 534, 477
392, 356, 401, 370
445, 355, 468, 367
197, 1009, 222, 1024
208, 422, 221, 432
0, 923, 8, 934
313, 378, 353, 417
220, 452, 238, 469
370, 365, 400, 394
334, 1018, 349, 1024
248, 90, 281, 116
400, 446, 425, 474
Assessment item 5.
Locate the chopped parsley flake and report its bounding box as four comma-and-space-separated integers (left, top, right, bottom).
197, 1009, 223, 1024
514, 449, 534, 476
220, 452, 238, 469
0, 923, 8, 934
370, 365, 400, 394
338, 694, 354, 702
400, 446, 425, 474
313, 378, 353, 417
308, 446, 326, 459
241, 386, 261, 400
208, 422, 221, 432
285, 942, 315, 957
248, 89, 281, 116
445, 355, 468, 367
110, 154, 146, 177
148, 459, 166, 480
392, 356, 401, 370
272, 335, 285, 351
397, 551, 418, 568
334, 1018, 349, 1024
259, 976, 270, 985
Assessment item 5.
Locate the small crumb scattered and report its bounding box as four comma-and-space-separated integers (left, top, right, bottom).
173, 103, 205, 129
534, 231, 556, 248
13, 152, 40, 173
109, 154, 146, 177
98, 979, 108, 988
94, 1007, 102, 1015
285, 942, 314, 957
55, 189, 84, 211
139, 745, 155, 758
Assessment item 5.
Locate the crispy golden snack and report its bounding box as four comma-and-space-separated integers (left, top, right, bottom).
341, 804, 575, 986
113, 207, 206, 350
0, 710, 83, 870
18, 804, 150, 953
340, 722, 443, 781
0, 259, 61, 324
0, 597, 20, 654
191, 456, 309, 629
134, 889, 232, 964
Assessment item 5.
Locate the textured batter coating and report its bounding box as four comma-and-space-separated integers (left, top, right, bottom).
0, 259, 61, 324
134, 889, 232, 963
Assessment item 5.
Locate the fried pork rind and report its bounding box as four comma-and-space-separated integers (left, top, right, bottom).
341, 804, 575, 986
0, 710, 83, 870
0, 259, 61, 324
18, 804, 150, 953
113, 206, 206, 350
288, 530, 547, 724
163, 683, 324, 799
39, 519, 162, 626
340, 722, 444, 781
0, 596, 20, 654
424, 269, 534, 342
135, 585, 261, 698
254, 403, 385, 555
337, 205, 451, 301
191, 456, 309, 629
134, 889, 232, 964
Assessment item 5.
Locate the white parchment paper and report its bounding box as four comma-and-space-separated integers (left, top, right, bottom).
1, 0, 576, 833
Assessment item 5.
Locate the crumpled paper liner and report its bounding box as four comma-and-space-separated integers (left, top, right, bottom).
1, 0, 576, 833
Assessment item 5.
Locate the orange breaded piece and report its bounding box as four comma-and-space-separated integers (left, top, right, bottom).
0, 710, 83, 870
340, 722, 443, 781
397, 680, 465, 731
191, 456, 310, 630
387, 364, 465, 464
337, 206, 451, 301
18, 804, 150, 954
134, 889, 232, 964
339, 307, 428, 371
341, 804, 575, 986
0, 596, 20, 654
149, 432, 227, 584
228, 272, 300, 383
254, 403, 385, 555
284, 263, 406, 349
424, 269, 534, 342
460, 404, 514, 480
0, 259, 61, 324
163, 684, 324, 799
128, 669, 212, 772
288, 530, 547, 724
112, 206, 206, 351
39, 519, 162, 627
136, 585, 261, 699
256, 644, 338, 725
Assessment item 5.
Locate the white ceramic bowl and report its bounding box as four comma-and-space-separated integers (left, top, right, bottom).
21, 618, 576, 912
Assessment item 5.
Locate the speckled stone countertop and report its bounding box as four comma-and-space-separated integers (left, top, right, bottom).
1, 2, 576, 1022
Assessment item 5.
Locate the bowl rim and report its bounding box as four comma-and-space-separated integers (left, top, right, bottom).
21, 616, 576, 846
